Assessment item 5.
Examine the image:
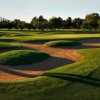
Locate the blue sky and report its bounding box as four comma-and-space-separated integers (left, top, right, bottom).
0, 0, 100, 22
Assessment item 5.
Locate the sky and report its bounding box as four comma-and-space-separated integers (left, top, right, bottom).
0, 0, 100, 22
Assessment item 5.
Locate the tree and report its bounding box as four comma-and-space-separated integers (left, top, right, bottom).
85, 13, 99, 30
0, 17, 10, 29
97, 18, 100, 29
31, 16, 38, 29
72, 18, 83, 29
38, 15, 48, 30
31, 15, 48, 30
26, 23, 32, 30
13, 19, 21, 29
7, 21, 14, 30
81, 20, 89, 30
48, 17, 63, 29
19, 21, 26, 30
64, 17, 72, 29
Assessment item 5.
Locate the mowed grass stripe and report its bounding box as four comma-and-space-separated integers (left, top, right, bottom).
1, 33, 100, 42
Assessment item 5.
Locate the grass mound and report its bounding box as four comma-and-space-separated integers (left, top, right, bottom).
0, 48, 100, 100
0, 42, 22, 50
45, 40, 81, 47
0, 50, 50, 65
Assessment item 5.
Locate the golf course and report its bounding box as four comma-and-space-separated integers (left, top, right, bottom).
0, 30, 99, 100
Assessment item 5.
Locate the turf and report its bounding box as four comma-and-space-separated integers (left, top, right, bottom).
0, 31, 100, 42
0, 50, 50, 65
0, 42, 22, 50
0, 48, 100, 100
0, 31, 100, 100
45, 40, 81, 47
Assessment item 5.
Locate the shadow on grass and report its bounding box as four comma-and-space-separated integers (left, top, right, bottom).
0, 39, 15, 42
50, 38, 100, 49
30, 37, 100, 49
57, 44, 100, 50
3, 56, 74, 71
0, 56, 73, 78
0, 66, 35, 78
44, 73, 100, 87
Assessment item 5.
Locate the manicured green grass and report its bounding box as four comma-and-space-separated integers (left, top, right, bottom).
0, 50, 50, 65
0, 30, 100, 43
0, 48, 100, 100
45, 40, 81, 47
0, 42, 22, 50
0, 30, 100, 100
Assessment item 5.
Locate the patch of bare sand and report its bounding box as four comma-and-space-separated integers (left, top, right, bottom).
82, 37, 100, 48
0, 40, 89, 82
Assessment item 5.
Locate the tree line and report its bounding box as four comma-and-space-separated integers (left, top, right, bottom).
0, 13, 100, 30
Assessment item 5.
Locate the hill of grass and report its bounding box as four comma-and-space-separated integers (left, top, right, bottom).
0, 48, 100, 100
0, 50, 50, 65
0, 42, 22, 50
45, 40, 81, 47
1, 31, 100, 43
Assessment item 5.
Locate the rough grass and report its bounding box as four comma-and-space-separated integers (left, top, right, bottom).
0, 48, 100, 100
45, 40, 81, 47
0, 42, 22, 50
0, 50, 50, 65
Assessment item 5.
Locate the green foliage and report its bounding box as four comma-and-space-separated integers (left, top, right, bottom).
0, 50, 50, 65
84, 13, 99, 30
48, 17, 63, 29
64, 17, 72, 29
31, 16, 48, 30
0, 42, 22, 50
45, 40, 81, 47
72, 18, 83, 29
0, 12, 100, 30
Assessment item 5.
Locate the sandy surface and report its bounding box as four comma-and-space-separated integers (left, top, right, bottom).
0, 38, 100, 82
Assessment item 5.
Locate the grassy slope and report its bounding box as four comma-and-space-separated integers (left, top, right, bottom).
0, 50, 50, 65
0, 30, 100, 42
0, 48, 100, 100
0, 42, 22, 50
45, 40, 81, 47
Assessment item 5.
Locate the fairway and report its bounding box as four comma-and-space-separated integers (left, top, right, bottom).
0, 31, 100, 100
1, 0, 100, 99
1, 33, 100, 42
